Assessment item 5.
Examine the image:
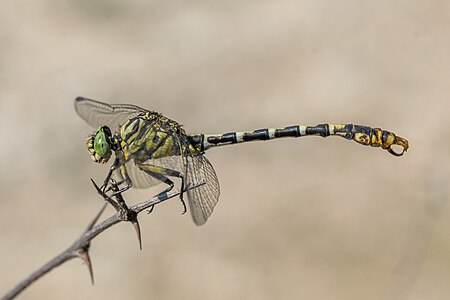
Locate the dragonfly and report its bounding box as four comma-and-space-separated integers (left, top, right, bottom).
75, 96, 409, 225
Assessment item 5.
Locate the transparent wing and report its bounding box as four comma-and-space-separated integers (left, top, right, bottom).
121, 155, 185, 189
116, 160, 161, 189
74, 96, 149, 131
185, 154, 220, 226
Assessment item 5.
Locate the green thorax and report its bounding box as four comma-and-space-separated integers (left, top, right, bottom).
118, 112, 199, 162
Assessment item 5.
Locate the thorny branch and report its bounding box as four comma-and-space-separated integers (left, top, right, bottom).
2, 180, 199, 300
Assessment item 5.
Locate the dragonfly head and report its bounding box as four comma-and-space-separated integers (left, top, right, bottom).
86, 126, 113, 164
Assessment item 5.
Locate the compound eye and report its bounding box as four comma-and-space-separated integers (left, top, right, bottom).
94, 130, 111, 157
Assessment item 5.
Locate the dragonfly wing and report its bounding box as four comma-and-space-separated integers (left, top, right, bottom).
74, 96, 149, 132
185, 154, 220, 226
121, 155, 185, 189
118, 160, 161, 189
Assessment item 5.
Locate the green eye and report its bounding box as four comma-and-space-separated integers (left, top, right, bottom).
94, 130, 111, 157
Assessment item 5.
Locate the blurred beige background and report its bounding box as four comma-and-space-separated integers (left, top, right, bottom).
1, 1, 449, 299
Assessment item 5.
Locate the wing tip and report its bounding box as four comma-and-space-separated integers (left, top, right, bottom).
75, 96, 87, 102
74, 96, 88, 114
193, 217, 207, 226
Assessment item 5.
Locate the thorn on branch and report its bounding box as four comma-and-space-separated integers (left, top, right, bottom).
91, 178, 143, 250
73, 201, 109, 285
130, 218, 142, 251
2, 178, 205, 299
77, 247, 94, 285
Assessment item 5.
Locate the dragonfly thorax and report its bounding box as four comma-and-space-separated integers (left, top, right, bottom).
86, 126, 116, 164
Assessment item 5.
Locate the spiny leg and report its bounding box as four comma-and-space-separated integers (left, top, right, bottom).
100, 158, 119, 196
94, 162, 134, 220
109, 178, 128, 208
104, 178, 131, 195
108, 164, 133, 197
145, 172, 176, 214
147, 205, 155, 214
137, 163, 186, 214
151, 173, 186, 214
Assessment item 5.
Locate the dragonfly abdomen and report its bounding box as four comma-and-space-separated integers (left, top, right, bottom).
75, 96, 408, 226
190, 123, 408, 156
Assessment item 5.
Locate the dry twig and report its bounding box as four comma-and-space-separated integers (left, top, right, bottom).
2, 179, 197, 300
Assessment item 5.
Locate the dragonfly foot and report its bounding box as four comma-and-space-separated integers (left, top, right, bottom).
180, 198, 187, 215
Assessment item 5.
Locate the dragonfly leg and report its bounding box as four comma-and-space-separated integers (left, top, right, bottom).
100, 158, 119, 195
109, 178, 132, 197
147, 205, 155, 214
137, 163, 187, 215
103, 178, 128, 194
103, 163, 132, 196
151, 173, 186, 214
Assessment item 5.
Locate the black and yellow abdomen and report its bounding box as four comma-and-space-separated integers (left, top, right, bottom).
75, 96, 408, 226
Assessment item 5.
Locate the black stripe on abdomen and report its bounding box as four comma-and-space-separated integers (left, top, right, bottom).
242, 129, 270, 141
207, 132, 237, 145
274, 126, 300, 138
306, 124, 329, 137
